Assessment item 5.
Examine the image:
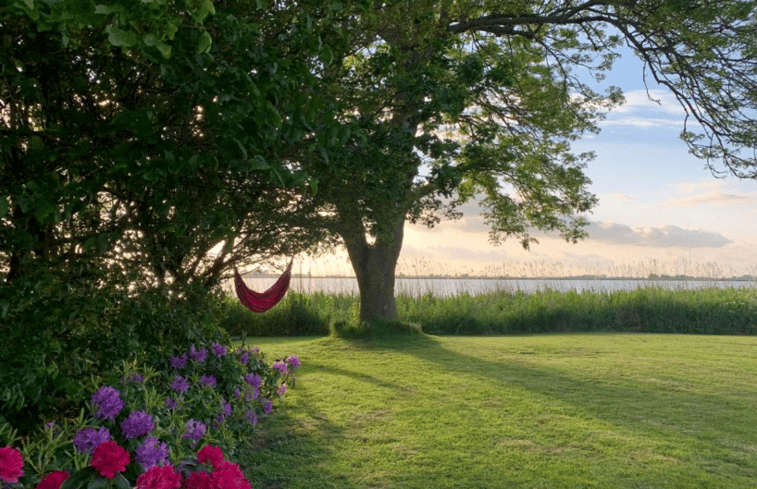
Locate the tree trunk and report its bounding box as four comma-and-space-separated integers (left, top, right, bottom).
342, 217, 404, 322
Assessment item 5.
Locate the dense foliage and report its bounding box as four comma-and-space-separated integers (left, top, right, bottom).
0, 0, 349, 429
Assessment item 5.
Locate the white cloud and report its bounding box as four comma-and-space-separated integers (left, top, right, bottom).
586, 221, 732, 248
601, 117, 680, 128
613, 89, 685, 115
607, 193, 636, 201
663, 179, 757, 207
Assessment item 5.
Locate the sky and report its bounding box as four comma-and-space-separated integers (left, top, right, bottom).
304, 45, 757, 279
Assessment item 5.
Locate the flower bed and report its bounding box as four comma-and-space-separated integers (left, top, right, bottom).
0, 343, 300, 488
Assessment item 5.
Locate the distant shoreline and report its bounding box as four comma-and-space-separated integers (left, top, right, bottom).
246, 274, 757, 281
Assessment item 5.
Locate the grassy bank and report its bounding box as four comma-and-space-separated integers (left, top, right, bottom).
221, 286, 757, 336
237, 334, 757, 488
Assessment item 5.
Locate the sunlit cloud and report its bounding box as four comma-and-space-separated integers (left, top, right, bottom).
585, 221, 732, 248
663, 179, 757, 207
613, 89, 685, 115
607, 193, 636, 201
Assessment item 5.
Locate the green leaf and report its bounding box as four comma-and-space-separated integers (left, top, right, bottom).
232, 138, 248, 159
34, 199, 57, 224
156, 42, 172, 58
113, 473, 130, 489
197, 30, 212, 53
106, 25, 137, 47
248, 158, 270, 171
164, 22, 179, 40
192, 0, 215, 23
61, 469, 93, 489
87, 477, 107, 489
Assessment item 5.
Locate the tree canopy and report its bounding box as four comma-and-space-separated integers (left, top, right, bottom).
1, 0, 347, 295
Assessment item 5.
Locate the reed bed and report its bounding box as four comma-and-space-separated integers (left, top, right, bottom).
220, 286, 757, 337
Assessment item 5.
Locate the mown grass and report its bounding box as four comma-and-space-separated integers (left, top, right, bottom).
235, 334, 757, 489
221, 286, 757, 336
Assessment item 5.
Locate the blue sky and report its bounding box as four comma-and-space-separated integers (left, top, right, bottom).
307, 44, 757, 279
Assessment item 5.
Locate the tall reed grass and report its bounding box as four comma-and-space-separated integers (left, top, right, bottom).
220, 286, 757, 337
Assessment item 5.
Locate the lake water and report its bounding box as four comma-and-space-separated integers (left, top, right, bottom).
230, 276, 757, 297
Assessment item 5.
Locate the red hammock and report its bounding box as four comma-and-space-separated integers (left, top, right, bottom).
233, 260, 293, 313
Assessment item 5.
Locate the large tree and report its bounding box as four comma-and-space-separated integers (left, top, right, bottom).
294, 0, 757, 322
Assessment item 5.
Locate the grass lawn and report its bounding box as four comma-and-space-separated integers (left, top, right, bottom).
237, 333, 757, 488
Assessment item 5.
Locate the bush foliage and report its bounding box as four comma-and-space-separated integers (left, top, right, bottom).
0, 281, 228, 435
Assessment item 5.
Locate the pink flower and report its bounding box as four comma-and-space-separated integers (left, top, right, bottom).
36, 470, 69, 489
210, 460, 251, 489
184, 470, 212, 489
196, 445, 224, 469
0, 446, 24, 483
90, 440, 130, 479
136, 464, 182, 489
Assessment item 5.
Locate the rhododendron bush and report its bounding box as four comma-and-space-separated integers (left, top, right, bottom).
0, 343, 301, 488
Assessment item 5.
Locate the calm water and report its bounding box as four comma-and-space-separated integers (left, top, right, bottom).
230, 276, 757, 297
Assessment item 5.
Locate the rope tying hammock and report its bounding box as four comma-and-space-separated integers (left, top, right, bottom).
233, 259, 293, 313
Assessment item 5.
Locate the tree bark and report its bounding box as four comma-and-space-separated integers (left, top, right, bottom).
342, 216, 404, 323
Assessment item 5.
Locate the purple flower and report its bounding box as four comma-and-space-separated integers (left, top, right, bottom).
169, 354, 188, 370
91, 386, 124, 421
135, 437, 169, 470
120, 410, 154, 439
121, 373, 143, 383
245, 373, 261, 388
199, 375, 217, 388
250, 346, 260, 355
263, 399, 273, 415
211, 343, 227, 357
287, 355, 301, 369
246, 411, 258, 426
272, 362, 287, 374
220, 399, 232, 419
277, 383, 287, 396
165, 397, 178, 410
171, 375, 190, 393
238, 351, 250, 365
73, 427, 110, 454
189, 345, 207, 363
246, 386, 260, 401
183, 419, 206, 441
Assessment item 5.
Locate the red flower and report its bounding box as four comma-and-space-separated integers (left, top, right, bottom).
90, 440, 130, 479
184, 470, 212, 489
0, 446, 24, 483
136, 464, 182, 489
196, 445, 224, 469
36, 470, 69, 489
210, 461, 251, 489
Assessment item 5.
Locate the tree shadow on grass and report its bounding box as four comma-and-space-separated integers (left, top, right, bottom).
241, 388, 353, 489
380, 334, 757, 477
